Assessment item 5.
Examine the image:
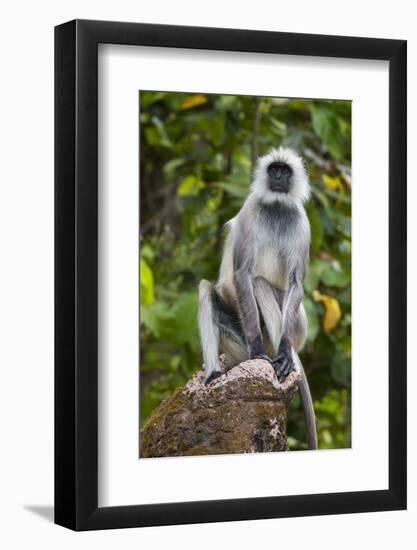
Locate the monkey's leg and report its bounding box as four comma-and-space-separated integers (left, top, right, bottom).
253, 277, 289, 380
253, 276, 283, 356
253, 276, 306, 382
198, 280, 247, 384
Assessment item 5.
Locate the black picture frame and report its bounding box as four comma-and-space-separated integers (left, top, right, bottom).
55, 19, 407, 531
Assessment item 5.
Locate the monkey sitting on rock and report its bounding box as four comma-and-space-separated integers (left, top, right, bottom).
198, 146, 317, 449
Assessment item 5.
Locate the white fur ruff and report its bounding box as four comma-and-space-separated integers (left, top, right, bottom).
251, 146, 310, 206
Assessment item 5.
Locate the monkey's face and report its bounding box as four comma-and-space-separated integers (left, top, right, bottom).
267, 162, 292, 194
251, 146, 310, 206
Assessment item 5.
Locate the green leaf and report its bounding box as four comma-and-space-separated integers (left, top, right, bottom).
314, 389, 351, 449
140, 301, 174, 338
144, 127, 160, 146
215, 181, 248, 199
140, 258, 154, 306
308, 205, 324, 252
337, 215, 352, 238
196, 115, 225, 146
140, 91, 168, 108
310, 104, 346, 160
177, 175, 205, 197
320, 263, 350, 288
331, 357, 351, 387
304, 259, 327, 293
171, 293, 199, 351
163, 158, 186, 176
215, 95, 239, 110
270, 117, 287, 136
311, 186, 332, 216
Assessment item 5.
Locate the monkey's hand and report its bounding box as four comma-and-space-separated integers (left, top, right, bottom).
272, 338, 295, 383
204, 370, 223, 385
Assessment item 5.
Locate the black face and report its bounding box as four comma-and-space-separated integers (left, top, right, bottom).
267, 162, 292, 193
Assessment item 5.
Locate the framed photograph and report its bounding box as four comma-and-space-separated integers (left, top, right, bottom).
55, 19, 407, 530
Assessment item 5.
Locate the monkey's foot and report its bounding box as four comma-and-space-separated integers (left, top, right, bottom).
204, 370, 223, 385
272, 352, 295, 384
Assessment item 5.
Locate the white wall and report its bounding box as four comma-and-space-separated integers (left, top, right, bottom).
0, 1, 415, 548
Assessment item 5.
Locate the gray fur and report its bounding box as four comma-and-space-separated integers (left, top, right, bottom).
253, 276, 282, 354
198, 280, 221, 379
198, 146, 317, 449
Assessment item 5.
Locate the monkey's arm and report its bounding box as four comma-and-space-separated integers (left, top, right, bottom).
232, 223, 264, 358
275, 264, 307, 381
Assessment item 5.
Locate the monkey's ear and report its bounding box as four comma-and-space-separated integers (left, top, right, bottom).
302, 158, 309, 175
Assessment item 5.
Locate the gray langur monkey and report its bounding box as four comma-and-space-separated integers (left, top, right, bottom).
198, 146, 317, 450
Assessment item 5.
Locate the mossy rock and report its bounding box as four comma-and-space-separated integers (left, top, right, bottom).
140, 358, 300, 458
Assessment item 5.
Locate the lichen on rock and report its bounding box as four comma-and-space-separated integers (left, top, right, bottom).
140, 357, 301, 458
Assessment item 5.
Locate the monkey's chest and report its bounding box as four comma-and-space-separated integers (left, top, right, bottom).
251, 203, 300, 290
253, 246, 289, 291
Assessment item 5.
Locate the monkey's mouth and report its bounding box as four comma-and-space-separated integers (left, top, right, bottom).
268, 180, 291, 193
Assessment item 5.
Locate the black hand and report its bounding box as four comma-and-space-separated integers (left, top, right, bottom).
205, 371, 222, 385
272, 338, 295, 383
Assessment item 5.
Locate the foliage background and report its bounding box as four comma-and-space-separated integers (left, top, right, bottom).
139, 91, 351, 450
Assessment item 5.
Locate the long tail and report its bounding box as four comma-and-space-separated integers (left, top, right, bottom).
293, 352, 318, 450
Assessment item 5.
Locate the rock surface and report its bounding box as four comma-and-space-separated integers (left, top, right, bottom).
140, 357, 301, 458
